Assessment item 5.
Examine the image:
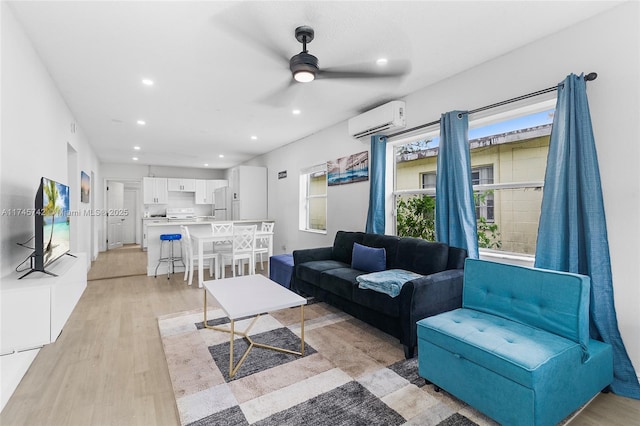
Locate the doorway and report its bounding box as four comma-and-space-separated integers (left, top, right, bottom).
107, 181, 124, 250
122, 189, 137, 244
105, 179, 141, 250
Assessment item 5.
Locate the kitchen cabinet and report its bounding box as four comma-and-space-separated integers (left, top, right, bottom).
142, 217, 168, 250
195, 180, 208, 204
195, 179, 228, 204
168, 178, 195, 192
143, 177, 168, 204
229, 166, 267, 220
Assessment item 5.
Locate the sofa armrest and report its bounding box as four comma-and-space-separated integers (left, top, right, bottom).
399, 269, 465, 350
293, 247, 334, 265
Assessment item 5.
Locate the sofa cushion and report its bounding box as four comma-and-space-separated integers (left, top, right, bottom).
316, 267, 361, 300
351, 242, 386, 273
463, 259, 591, 352
331, 231, 366, 265
362, 234, 400, 268
417, 308, 583, 388
394, 238, 449, 274
296, 260, 350, 285
356, 269, 422, 297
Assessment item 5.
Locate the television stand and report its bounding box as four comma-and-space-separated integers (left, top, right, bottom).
1, 253, 87, 410
18, 252, 76, 279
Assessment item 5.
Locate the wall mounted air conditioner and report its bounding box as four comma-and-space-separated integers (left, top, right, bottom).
348, 100, 406, 139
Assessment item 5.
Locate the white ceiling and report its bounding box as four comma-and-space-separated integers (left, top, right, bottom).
8, 1, 622, 170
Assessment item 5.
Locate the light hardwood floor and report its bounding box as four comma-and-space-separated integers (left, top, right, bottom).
1, 247, 638, 425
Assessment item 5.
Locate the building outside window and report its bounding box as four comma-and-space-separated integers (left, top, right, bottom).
393, 105, 555, 255
299, 164, 327, 232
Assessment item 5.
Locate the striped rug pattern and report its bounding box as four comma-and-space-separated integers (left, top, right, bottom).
158, 302, 497, 426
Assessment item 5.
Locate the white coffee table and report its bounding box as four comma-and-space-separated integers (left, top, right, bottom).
203, 274, 307, 378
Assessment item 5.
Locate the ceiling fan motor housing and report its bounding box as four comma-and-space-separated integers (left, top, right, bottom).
289, 52, 319, 76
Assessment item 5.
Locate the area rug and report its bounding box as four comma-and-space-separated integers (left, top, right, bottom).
158, 300, 502, 426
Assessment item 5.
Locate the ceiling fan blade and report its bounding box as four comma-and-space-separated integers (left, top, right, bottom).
258, 79, 300, 107
317, 60, 411, 80
213, 11, 290, 64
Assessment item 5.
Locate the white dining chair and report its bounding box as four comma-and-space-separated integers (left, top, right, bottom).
219, 225, 256, 278
181, 225, 218, 285
211, 222, 233, 253
253, 222, 274, 271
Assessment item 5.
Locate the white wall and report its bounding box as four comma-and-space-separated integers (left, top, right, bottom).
1, 4, 102, 409
245, 123, 370, 254
249, 2, 640, 373
1, 3, 101, 275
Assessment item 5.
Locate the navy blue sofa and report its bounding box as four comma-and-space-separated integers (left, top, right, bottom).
292, 231, 467, 358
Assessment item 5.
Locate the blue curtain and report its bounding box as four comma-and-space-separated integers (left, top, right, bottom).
535, 74, 640, 398
436, 111, 479, 258
365, 134, 386, 234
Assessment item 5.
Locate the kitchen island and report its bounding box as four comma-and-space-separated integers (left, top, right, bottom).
145, 219, 273, 277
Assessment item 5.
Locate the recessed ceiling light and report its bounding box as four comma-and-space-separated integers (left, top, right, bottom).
251, 135, 258, 140
132, 157, 139, 161
133, 146, 141, 150
376, 58, 388, 66
219, 154, 224, 158
142, 78, 154, 86
137, 120, 146, 125
292, 109, 301, 115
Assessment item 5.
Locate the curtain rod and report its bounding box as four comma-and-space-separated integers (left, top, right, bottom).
386, 72, 598, 140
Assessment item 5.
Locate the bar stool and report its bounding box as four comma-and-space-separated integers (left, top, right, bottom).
154, 233, 184, 279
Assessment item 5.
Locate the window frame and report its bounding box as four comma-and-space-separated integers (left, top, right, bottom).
299, 163, 328, 234
390, 97, 556, 263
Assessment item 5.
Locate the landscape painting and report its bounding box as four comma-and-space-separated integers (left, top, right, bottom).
81, 171, 90, 203
327, 151, 369, 186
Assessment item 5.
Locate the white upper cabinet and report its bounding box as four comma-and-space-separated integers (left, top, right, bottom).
195, 179, 228, 204
167, 178, 195, 192
143, 177, 168, 204
194, 179, 208, 204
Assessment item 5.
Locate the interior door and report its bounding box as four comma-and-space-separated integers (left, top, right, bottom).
121, 189, 137, 244
107, 181, 124, 250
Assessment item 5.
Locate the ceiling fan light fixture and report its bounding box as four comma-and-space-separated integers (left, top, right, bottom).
294, 70, 315, 83
290, 52, 318, 83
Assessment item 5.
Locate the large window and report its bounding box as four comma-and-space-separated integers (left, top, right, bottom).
299, 164, 327, 233
393, 102, 555, 256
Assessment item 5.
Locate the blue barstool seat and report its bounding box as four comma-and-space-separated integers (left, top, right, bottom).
155, 233, 184, 279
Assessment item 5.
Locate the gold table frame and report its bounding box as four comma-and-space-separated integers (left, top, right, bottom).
204, 289, 305, 378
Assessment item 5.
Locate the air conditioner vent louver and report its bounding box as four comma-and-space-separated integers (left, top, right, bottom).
348, 101, 406, 139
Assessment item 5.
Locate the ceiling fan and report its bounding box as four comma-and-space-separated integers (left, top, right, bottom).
215, 15, 410, 105
287, 25, 410, 83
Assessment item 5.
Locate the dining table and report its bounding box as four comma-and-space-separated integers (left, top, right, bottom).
188, 225, 274, 288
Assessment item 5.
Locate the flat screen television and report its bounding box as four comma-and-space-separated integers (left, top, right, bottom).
21, 177, 71, 278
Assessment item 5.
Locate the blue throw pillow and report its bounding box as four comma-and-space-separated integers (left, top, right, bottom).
351, 242, 386, 273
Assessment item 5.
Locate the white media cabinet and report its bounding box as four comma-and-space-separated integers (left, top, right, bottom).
0, 252, 87, 411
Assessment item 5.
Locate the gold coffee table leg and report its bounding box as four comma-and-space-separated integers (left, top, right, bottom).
301, 305, 305, 356
203, 288, 307, 378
